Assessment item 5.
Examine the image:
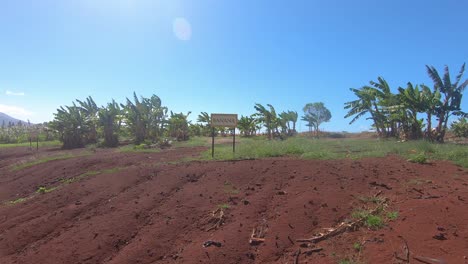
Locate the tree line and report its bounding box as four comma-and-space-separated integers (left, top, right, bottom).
49, 93, 332, 149
50, 93, 192, 149
345, 63, 467, 142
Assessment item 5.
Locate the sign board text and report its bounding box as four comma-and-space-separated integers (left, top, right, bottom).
211, 114, 238, 128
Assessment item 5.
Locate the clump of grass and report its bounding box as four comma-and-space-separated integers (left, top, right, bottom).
365, 215, 384, 229
351, 208, 384, 229
353, 242, 362, 252
386, 211, 399, 221
218, 203, 230, 209
407, 153, 427, 164
6, 197, 28, 205
36, 186, 57, 194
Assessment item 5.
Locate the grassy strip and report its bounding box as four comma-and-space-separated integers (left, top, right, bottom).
0, 140, 61, 149
3, 167, 124, 206
10, 153, 90, 171
200, 137, 468, 167
118, 145, 161, 153
171, 136, 210, 148
60, 167, 123, 184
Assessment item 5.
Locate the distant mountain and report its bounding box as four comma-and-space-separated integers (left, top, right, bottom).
0, 112, 29, 126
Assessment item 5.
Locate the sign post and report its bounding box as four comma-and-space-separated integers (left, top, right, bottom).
29, 130, 39, 151
211, 113, 238, 158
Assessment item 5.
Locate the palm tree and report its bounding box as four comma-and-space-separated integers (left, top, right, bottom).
51, 103, 89, 149
345, 77, 396, 137
426, 63, 468, 142
98, 100, 121, 147
254, 103, 277, 140
197, 112, 212, 136
420, 84, 441, 140
289, 111, 298, 135
121, 93, 167, 144
168, 111, 191, 141
396, 83, 426, 139
76, 96, 98, 144
237, 115, 257, 136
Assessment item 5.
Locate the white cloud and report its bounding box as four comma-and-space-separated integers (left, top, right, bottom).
6, 90, 25, 96
0, 104, 34, 120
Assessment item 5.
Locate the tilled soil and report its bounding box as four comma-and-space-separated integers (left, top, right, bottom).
0, 146, 467, 264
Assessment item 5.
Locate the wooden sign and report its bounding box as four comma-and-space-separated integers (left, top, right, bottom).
210, 113, 238, 157
211, 114, 238, 128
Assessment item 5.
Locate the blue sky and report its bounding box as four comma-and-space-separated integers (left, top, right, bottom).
0, 0, 467, 132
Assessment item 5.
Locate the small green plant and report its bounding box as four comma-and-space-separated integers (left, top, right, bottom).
386, 211, 399, 221
366, 215, 383, 229
218, 203, 230, 209
351, 209, 369, 220
353, 242, 362, 252
407, 153, 427, 164
451, 117, 468, 138
352, 208, 384, 229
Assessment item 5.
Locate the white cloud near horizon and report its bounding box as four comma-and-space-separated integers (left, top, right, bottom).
0, 104, 34, 120
6, 90, 25, 96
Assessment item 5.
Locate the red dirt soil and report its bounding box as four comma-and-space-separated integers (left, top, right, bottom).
1, 146, 467, 264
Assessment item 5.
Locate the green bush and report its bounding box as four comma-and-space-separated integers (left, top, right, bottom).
451, 118, 468, 138
407, 153, 427, 164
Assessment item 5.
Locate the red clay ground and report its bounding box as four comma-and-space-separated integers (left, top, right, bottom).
0, 146, 467, 264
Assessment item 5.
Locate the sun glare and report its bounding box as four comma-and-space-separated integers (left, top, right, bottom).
173, 17, 192, 41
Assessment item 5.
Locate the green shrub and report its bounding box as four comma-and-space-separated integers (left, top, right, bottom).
451, 118, 468, 138
407, 153, 427, 164
387, 211, 399, 221
365, 215, 384, 229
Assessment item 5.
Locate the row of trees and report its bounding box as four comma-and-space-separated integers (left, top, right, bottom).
51, 93, 193, 149
0, 121, 53, 144
345, 64, 467, 142
51, 95, 334, 149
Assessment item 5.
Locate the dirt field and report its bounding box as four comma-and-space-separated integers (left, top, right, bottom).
1, 146, 467, 264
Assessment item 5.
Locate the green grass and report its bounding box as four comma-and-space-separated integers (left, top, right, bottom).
218, 203, 230, 209
352, 208, 385, 229
172, 136, 210, 148
353, 242, 362, 252
365, 215, 384, 229
386, 211, 399, 221
61, 167, 123, 184
11, 153, 90, 171
407, 153, 428, 164
36, 186, 57, 194
199, 137, 468, 167
0, 140, 61, 148
5, 197, 29, 205
118, 144, 161, 153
